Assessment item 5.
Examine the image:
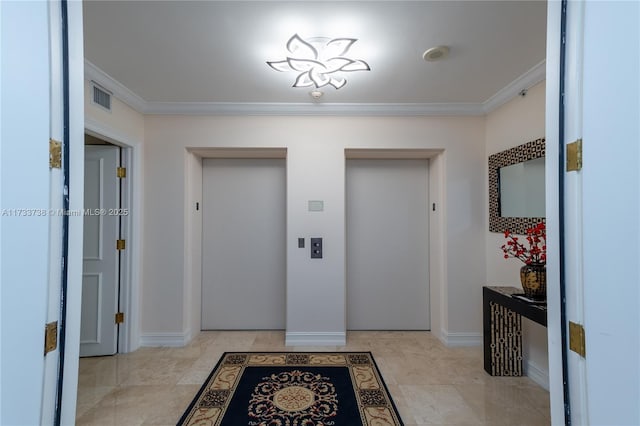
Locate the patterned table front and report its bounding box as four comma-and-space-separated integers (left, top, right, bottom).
483, 286, 547, 376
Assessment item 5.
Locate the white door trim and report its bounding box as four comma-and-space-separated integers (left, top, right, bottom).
562, 2, 589, 424
58, 1, 85, 423
544, 2, 566, 424
41, 1, 64, 423
344, 149, 447, 343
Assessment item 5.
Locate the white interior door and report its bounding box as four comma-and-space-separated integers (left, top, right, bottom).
80, 145, 120, 356
562, 2, 639, 424
201, 158, 286, 330
581, 2, 640, 424
346, 159, 430, 330
1, 2, 55, 424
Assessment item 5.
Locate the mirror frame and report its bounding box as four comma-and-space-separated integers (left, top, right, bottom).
489, 137, 546, 234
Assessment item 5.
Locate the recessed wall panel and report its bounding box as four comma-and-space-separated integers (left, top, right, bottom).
83, 157, 103, 260
80, 273, 101, 344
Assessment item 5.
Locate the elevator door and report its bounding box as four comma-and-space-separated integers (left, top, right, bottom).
346, 159, 430, 330
201, 158, 286, 329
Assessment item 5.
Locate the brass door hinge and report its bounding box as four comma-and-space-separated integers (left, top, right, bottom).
116, 239, 126, 250
44, 321, 58, 355
117, 167, 127, 178
49, 139, 62, 169
115, 312, 125, 324
569, 321, 586, 357
566, 139, 583, 172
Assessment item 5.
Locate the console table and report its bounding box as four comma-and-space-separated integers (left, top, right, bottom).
483, 286, 547, 376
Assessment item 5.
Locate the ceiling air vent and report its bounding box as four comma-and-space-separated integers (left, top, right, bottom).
91, 82, 112, 111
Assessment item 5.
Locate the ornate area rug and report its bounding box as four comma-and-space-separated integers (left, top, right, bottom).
177, 352, 403, 426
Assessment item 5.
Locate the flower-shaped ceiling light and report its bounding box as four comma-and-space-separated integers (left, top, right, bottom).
267, 34, 370, 90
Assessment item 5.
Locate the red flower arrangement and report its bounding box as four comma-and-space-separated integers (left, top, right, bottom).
501, 222, 546, 265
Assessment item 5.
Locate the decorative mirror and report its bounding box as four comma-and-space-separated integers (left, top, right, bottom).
489, 138, 545, 234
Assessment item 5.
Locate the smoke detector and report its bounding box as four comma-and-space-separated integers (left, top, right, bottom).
423, 46, 450, 62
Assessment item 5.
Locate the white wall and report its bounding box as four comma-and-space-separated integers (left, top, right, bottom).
142, 115, 486, 344
82, 72, 550, 370
485, 81, 549, 388
85, 80, 144, 145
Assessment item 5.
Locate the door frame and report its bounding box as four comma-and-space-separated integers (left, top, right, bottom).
546, 1, 640, 425
344, 149, 446, 341
545, 2, 572, 424
185, 147, 288, 337
41, 1, 65, 423
85, 120, 143, 354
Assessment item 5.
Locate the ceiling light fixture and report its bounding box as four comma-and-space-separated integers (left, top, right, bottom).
423, 45, 450, 62
267, 34, 370, 90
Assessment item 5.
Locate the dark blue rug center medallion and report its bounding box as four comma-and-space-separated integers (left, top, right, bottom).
248, 369, 338, 424
177, 352, 403, 426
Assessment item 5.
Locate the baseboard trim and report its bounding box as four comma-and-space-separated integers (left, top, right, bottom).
440, 329, 483, 347
285, 332, 346, 347
525, 360, 550, 390
139, 330, 192, 347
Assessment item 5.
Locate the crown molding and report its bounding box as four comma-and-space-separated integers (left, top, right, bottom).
85, 60, 147, 113
482, 60, 546, 114
84, 59, 544, 117
143, 101, 484, 116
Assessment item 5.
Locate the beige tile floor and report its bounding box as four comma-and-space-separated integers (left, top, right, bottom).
76, 331, 550, 426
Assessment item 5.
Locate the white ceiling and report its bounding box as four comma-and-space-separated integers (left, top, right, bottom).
83, 0, 547, 114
